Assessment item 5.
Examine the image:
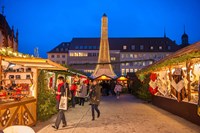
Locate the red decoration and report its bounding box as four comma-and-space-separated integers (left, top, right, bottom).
150, 73, 157, 81
149, 87, 158, 95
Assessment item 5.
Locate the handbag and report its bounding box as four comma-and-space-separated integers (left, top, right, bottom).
59, 95, 67, 110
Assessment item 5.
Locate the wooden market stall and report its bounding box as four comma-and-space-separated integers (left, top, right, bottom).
137, 41, 200, 125
0, 55, 67, 130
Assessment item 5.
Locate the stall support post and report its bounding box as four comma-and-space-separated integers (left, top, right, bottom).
186, 61, 192, 101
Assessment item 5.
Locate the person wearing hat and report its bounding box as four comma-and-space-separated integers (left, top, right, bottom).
89, 79, 101, 121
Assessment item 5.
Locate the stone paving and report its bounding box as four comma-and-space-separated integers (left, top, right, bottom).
34, 94, 200, 133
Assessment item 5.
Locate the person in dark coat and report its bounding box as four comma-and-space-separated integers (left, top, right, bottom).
89, 79, 101, 121
52, 76, 67, 130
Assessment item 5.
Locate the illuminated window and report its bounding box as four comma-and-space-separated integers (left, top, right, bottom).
126, 63, 129, 66
130, 54, 133, 58
111, 57, 116, 61
149, 61, 153, 65
159, 46, 162, 50
131, 45, 135, 50
134, 69, 138, 72
121, 69, 125, 75
130, 69, 134, 72
143, 62, 145, 66
123, 45, 127, 50
134, 54, 138, 58
121, 54, 124, 58
126, 69, 129, 73
150, 46, 154, 50
122, 63, 125, 66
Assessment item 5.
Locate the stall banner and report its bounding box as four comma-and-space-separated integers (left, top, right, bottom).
149, 73, 158, 95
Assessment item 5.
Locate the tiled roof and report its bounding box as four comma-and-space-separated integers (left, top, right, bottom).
47, 42, 71, 53
68, 37, 180, 52
0, 13, 13, 37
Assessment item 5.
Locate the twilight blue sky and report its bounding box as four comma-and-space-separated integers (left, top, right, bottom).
1, 0, 200, 58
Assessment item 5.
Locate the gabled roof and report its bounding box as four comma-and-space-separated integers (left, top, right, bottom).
47, 42, 70, 53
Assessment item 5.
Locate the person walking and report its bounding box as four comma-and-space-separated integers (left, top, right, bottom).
89, 79, 101, 121
70, 75, 79, 108
78, 80, 88, 106
114, 82, 122, 99
52, 76, 67, 130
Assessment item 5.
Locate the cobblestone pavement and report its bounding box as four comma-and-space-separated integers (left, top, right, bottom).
35, 94, 200, 133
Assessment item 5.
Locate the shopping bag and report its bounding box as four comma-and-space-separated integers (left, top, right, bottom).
59, 96, 67, 110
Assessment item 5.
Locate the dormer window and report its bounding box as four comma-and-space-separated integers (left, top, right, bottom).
168, 46, 171, 50
131, 45, 135, 50
56, 48, 59, 52
123, 45, 127, 50
140, 45, 144, 50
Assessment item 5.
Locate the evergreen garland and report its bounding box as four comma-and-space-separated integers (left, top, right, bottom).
37, 70, 57, 121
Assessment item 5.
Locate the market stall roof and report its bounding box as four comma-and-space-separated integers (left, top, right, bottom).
1, 56, 68, 71
137, 41, 200, 74
117, 76, 128, 81
95, 74, 112, 80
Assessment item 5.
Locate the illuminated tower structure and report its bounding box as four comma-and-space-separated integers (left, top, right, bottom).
91, 13, 117, 79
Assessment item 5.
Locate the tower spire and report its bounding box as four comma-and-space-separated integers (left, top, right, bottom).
91, 14, 117, 79
164, 27, 166, 38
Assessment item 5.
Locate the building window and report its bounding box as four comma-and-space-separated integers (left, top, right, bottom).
61, 48, 64, 52
80, 46, 83, 49
57, 55, 60, 58
140, 45, 144, 50
168, 46, 171, 50
65, 48, 68, 51
130, 69, 134, 72
89, 46, 92, 49
51, 55, 55, 58
62, 61, 65, 64
84, 46, 87, 49
143, 62, 146, 66
122, 63, 125, 66
123, 45, 127, 50
131, 45, 135, 50
93, 46, 97, 49
134, 54, 138, 58
111, 57, 116, 61
134, 69, 138, 72
126, 54, 129, 58
126, 69, 129, 73
75, 46, 78, 49
150, 46, 154, 50
121, 54, 124, 58
62, 55, 65, 58
121, 69, 125, 75
159, 46, 162, 50
130, 54, 133, 58
56, 48, 59, 52
149, 61, 153, 65
126, 63, 129, 66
